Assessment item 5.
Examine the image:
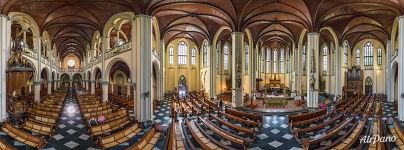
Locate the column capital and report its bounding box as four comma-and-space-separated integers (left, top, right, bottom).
398, 15, 404, 20
90, 80, 96, 83
307, 32, 320, 36
101, 81, 109, 85
0, 14, 10, 20
231, 32, 244, 36
135, 14, 153, 20
33, 81, 41, 85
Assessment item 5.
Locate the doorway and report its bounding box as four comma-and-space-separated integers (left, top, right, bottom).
365, 77, 373, 95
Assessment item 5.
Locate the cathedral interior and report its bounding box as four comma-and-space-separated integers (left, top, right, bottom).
0, 0, 404, 150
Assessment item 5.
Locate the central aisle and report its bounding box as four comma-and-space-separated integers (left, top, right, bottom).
45, 88, 98, 149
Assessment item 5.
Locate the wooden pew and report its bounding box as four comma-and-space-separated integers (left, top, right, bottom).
368, 118, 385, 150
23, 120, 54, 136
330, 117, 368, 150
83, 109, 114, 120
27, 113, 57, 127
89, 115, 131, 136
209, 113, 256, 136
289, 109, 327, 125
219, 111, 259, 127
387, 119, 404, 149
27, 108, 59, 118
199, 117, 253, 149
301, 117, 354, 150
184, 119, 229, 150
1, 122, 46, 149
166, 120, 186, 150
225, 108, 262, 123
98, 123, 142, 149
293, 114, 344, 139
291, 111, 334, 127
125, 125, 162, 150
0, 139, 17, 150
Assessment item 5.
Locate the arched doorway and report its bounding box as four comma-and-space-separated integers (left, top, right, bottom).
40, 68, 49, 97
72, 74, 82, 89
60, 74, 70, 88
152, 65, 157, 101
393, 63, 398, 107
178, 75, 187, 97
365, 77, 373, 95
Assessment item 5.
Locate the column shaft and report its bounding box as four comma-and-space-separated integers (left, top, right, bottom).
231, 32, 244, 107
306, 33, 320, 108
134, 15, 153, 122
397, 16, 404, 121
0, 14, 11, 121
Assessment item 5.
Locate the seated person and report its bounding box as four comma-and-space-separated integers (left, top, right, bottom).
387, 117, 394, 128
89, 117, 98, 126
98, 114, 106, 124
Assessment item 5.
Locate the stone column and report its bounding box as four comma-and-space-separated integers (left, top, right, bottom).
296, 43, 303, 95
53, 80, 57, 91
85, 80, 89, 91
91, 80, 95, 94
0, 14, 11, 121
209, 43, 216, 98
134, 15, 153, 122
33, 35, 42, 101
102, 81, 108, 102
306, 32, 320, 108
386, 40, 393, 102
47, 81, 52, 94
34, 81, 41, 103
159, 40, 165, 101
397, 16, 404, 121
231, 32, 244, 107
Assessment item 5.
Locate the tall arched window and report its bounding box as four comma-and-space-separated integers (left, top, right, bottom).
364, 42, 373, 66
178, 41, 188, 64
169, 46, 174, 64
203, 42, 207, 66
322, 45, 328, 71
343, 42, 348, 66
280, 48, 285, 73
273, 49, 278, 73
356, 48, 360, 66
303, 45, 306, 71
245, 43, 249, 71
266, 48, 271, 73
216, 44, 219, 70
191, 48, 196, 65
377, 47, 382, 66
223, 44, 229, 71
261, 48, 264, 73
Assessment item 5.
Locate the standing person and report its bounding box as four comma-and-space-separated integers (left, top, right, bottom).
219, 99, 223, 111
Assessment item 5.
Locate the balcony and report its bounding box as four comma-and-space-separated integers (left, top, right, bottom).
106, 42, 131, 59
61, 69, 83, 72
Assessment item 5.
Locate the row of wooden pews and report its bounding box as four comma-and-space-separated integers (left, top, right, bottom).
290, 93, 376, 150
183, 119, 231, 150
0, 91, 66, 149
108, 93, 134, 109
23, 92, 66, 137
